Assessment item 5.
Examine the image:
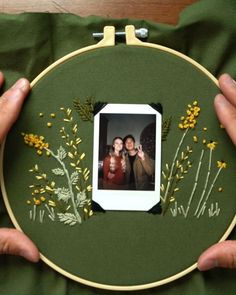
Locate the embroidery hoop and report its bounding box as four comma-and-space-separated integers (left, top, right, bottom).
1, 25, 235, 291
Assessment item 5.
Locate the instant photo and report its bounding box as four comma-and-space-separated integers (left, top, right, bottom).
93, 104, 162, 211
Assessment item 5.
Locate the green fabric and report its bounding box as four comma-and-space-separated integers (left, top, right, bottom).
0, 0, 236, 294
2, 43, 235, 288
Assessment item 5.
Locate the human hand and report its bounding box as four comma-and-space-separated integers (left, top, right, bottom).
107, 172, 115, 179
197, 73, 236, 271
137, 145, 145, 160
0, 71, 39, 262
214, 73, 236, 145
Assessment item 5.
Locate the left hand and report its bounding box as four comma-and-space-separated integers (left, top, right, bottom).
0, 71, 39, 262
197, 73, 236, 271
137, 145, 145, 160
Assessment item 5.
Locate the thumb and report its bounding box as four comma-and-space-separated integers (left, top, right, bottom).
0, 77, 30, 143
0, 228, 39, 262
197, 240, 236, 271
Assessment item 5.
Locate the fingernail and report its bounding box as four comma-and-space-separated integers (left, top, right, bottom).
215, 94, 230, 107
199, 259, 218, 271
12, 78, 29, 92
222, 74, 236, 87
0, 71, 4, 82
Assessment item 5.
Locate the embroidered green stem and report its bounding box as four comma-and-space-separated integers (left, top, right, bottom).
39, 210, 45, 223
194, 148, 213, 216
46, 148, 82, 223
45, 204, 55, 221
196, 202, 206, 218
33, 205, 36, 221
170, 201, 178, 217
182, 149, 205, 218
197, 167, 223, 218
208, 202, 220, 217
163, 128, 189, 203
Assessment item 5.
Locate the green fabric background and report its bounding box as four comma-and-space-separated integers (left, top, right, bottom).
0, 0, 236, 294
2, 41, 235, 288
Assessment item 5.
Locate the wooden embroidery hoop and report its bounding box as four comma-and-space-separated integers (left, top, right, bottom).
1, 25, 235, 291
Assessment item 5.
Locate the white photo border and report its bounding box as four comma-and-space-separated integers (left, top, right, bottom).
92, 104, 161, 211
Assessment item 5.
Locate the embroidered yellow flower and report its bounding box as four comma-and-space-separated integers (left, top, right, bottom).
217, 160, 227, 169
178, 101, 200, 130
207, 141, 217, 150
40, 196, 46, 202
86, 185, 92, 192
22, 133, 49, 155
193, 135, 198, 143
33, 197, 41, 206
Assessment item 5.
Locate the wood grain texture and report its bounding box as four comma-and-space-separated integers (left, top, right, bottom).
0, 0, 197, 24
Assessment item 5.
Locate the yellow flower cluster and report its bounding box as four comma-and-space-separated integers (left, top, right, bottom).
27, 195, 46, 206
22, 133, 49, 155
178, 101, 200, 130
206, 140, 217, 150
217, 160, 227, 169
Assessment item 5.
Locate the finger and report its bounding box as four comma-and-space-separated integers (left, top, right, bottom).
214, 94, 236, 145
0, 228, 39, 262
197, 240, 236, 271
0, 71, 4, 87
0, 78, 30, 143
218, 74, 236, 107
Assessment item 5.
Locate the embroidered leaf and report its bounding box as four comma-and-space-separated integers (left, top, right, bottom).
162, 117, 172, 141
70, 171, 79, 185
76, 190, 88, 207
57, 213, 78, 226
57, 146, 67, 160
52, 168, 65, 176
54, 187, 71, 203
73, 97, 94, 122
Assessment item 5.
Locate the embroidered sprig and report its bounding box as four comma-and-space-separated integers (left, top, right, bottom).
196, 160, 227, 218
161, 101, 200, 214
162, 117, 172, 141
161, 146, 192, 214
175, 134, 226, 218
179, 148, 205, 218
73, 97, 95, 122
22, 108, 93, 225
194, 140, 217, 217
26, 164, 57, 222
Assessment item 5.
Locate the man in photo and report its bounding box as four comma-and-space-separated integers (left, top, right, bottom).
123, 134, 154, 190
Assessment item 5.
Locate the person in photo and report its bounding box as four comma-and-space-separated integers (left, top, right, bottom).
123, 134, 154, 190
102, 137, 126, 189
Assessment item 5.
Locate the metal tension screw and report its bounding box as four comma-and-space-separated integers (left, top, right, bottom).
92, 28, 148, 39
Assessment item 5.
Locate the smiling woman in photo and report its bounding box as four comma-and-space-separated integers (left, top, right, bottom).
102, 136, 126, 189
